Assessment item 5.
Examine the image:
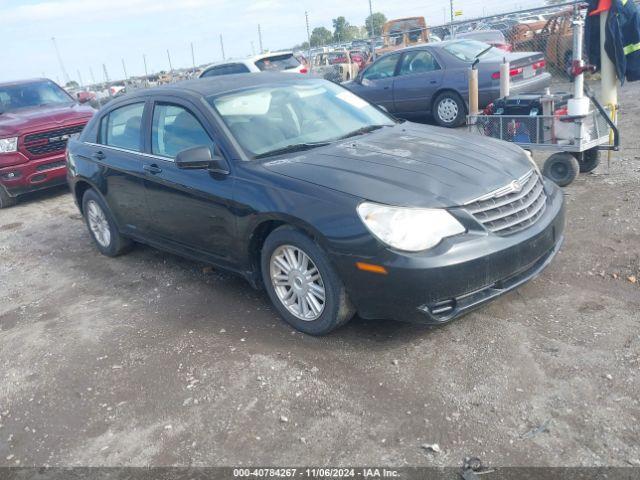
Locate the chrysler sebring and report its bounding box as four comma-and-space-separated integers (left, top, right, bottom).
66, 73, 565, 335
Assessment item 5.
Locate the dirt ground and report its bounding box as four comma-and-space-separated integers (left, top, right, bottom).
1, 83, 639, 470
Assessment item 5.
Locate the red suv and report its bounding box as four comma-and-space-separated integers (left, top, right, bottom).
0, 79, 95, 208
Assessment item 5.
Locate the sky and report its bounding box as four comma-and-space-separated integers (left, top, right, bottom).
0, 0, 547, 84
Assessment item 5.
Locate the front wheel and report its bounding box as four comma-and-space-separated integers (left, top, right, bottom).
82, 189, 132, 257
433, 91, 466, 128
543, 152, 580, 187
261, 226, 355, 335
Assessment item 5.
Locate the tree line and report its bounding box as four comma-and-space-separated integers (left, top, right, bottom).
294, 12, 387, 50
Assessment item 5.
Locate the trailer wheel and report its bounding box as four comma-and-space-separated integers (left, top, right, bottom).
572, 149, 601, 173
543, 152, 580, 187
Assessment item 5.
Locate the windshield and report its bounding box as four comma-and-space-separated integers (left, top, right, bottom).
0, 80, 74, 113
443, 40, 496, 61
208, 80, 394, 158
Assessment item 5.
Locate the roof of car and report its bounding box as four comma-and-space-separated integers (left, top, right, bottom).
200, 51, 295, 71
0, 78, 54, 88
124, 72, 311, 99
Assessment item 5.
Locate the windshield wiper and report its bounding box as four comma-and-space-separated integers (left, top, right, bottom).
254, 141, 330, 159
337, 124, 389, 140
475, 46, 493, 59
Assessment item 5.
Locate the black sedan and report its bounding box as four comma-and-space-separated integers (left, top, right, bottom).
67, 73, 565, 335
344, 39, 551, 127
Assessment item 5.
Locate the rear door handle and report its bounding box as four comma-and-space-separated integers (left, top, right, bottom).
93, 151, 105, 161
143, 164, 163, 175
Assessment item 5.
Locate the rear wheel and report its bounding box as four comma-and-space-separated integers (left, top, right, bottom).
0, 186, 17, 209
260, 226, 355, 335
573, 149, 601, 173
82, 189, 132, 257
543, 152, 580, 187
433, 91, 466, 128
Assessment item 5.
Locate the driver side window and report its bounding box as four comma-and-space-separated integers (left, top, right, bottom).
363, 54, 400, 81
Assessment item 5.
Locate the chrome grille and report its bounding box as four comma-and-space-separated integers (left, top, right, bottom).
23, 124, 86, 158
465, 170, 547, 235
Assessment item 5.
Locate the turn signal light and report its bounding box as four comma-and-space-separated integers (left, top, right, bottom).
356, 262, 388, 275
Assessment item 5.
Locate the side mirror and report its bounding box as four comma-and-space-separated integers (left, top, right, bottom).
175, 145, 229, 174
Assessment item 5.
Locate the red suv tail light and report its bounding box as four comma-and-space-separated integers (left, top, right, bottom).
299, 68, 308, 74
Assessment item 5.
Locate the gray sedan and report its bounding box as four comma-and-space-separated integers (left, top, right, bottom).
344, 39, 551, 128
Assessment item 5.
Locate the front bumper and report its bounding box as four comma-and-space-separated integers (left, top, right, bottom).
333, 178, 565, 324
0, 152, 67, 197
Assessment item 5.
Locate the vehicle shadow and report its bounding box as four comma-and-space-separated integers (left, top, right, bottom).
11, 184, 71, 207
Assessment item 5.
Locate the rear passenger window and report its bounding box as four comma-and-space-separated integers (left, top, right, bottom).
151, 104, 214, 158
101, 103, 144, 152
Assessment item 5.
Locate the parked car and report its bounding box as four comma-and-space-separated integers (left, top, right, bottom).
199, 52, 307, 78
453, 30, 512, 51
312, 50, 360, 82
67, 73, 565, 335
0, 78, 94, 208
344, 40, 551, 127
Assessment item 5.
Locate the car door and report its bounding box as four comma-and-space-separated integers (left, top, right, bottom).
141, 98, 237, 265
392, 49, 444, 115
352, 52, 401, 111
85, 100, 152, 234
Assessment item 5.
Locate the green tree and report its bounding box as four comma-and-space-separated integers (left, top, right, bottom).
332, 16, 355, 42
365, 12, 387, 37
65, 80, 79, 89
310, 26, 333, 47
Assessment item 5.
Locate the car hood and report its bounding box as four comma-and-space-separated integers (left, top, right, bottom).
261, 122, 533, 208
0, 103, 95, 137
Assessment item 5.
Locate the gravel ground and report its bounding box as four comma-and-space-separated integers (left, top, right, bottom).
0, 83, 639, 469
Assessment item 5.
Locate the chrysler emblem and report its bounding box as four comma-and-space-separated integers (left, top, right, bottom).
510, 180, 522, 193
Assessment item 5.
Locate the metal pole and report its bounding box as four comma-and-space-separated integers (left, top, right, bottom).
167, 49, 173, 72
258, 24, 264, 54
77, 70, 83, 88
220, 34, 226, 60
191, 42, 196, 75
143, 54, 149, 86
600, 11, 617, 106
450, 0, 455, 39
305, 11, 311, 68
89, 67, 96, 85
121, 58, 128, 83
51, 36, 71, 84
368, 0, 376, 60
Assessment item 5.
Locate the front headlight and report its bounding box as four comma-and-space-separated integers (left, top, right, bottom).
357, 202, 466, 252
0, 137, 18, 153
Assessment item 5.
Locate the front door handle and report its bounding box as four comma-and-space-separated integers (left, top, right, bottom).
143, 164, 163, 175
93, 151, 105, 161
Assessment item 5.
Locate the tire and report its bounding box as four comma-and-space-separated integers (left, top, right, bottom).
260, 226, 355, 335
543, 152, 580, 187
0, 186, 17, 209
81, 189, 132, 257
573, 149, 601, 173
433, 91, 466, 128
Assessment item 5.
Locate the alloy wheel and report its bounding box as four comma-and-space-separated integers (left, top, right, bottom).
269, 245, 326, 321
86, 200, 111, 248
